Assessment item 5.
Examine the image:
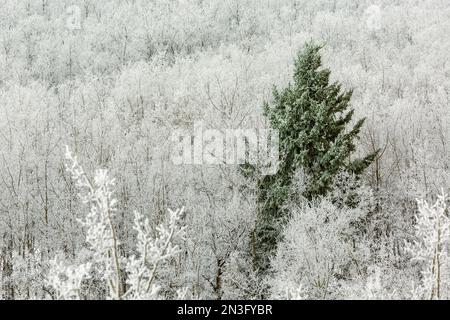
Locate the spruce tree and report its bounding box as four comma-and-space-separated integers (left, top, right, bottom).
253, 43, 378, 273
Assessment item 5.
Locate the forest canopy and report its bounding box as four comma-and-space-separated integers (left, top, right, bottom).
0, 0, 450, 300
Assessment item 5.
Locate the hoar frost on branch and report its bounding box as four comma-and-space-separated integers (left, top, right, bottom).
406, 190, 450, 300
124, 209, 186, 299
47, 146, 186, 300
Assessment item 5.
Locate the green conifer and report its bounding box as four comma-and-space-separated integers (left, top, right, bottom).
253, 43, 378, 272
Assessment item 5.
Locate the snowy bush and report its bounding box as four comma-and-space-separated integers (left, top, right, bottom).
269, 171, 374, 299
269, 197, 369, 299
1, 0, 450, 301
405, 191, 450, 300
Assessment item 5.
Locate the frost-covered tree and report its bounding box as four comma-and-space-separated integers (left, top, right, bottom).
47, 147, 186, 300
1, 0, 450, 301
269, 171, 374, 299
269, 196, 371, 299
406, 191, 450, 300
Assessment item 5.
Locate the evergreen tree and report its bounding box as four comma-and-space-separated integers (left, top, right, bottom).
253, 43, 378, 273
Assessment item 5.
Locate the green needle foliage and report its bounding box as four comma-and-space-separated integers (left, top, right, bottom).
253, 43, 379, 273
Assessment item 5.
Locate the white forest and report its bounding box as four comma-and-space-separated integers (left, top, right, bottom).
1, 0, 450, 300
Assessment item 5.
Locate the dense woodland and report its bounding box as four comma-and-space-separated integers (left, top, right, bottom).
1, 0, 450, 300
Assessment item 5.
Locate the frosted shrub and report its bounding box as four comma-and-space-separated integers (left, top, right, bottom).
341, 266, 399, 300
4, 249, 47, 300
286, 286, 307, 300
269, 197, 367, 299
47, 259, 92, 300
405, 191, 450, 300
221, 252, 266, 300
47, 147, 186, 300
